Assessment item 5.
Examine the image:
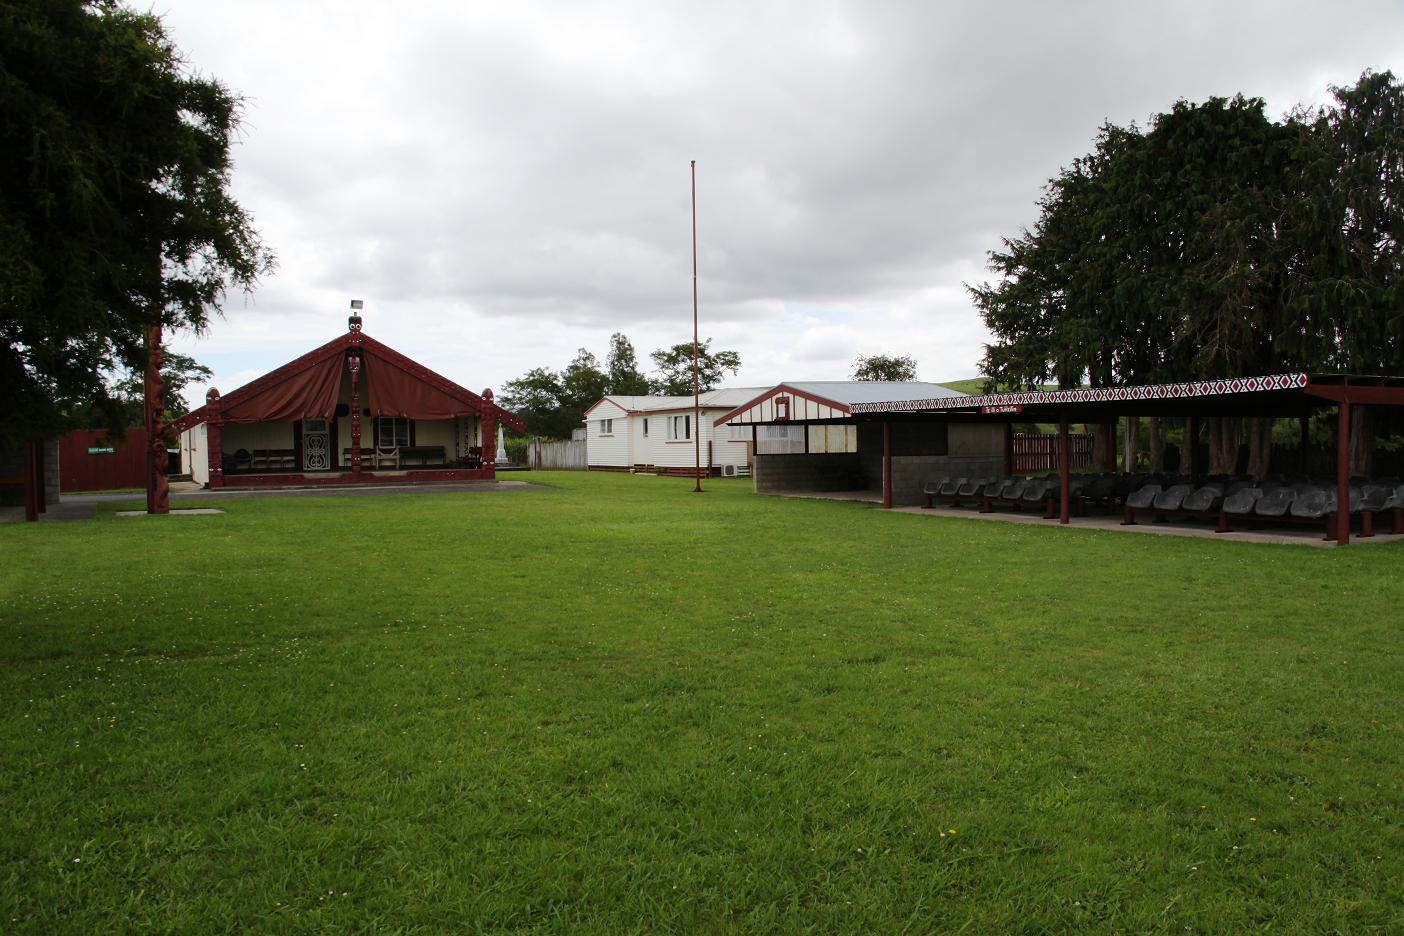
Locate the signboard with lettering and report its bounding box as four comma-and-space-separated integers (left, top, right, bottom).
87, 446, 116, 455
980, 404, 1024, 414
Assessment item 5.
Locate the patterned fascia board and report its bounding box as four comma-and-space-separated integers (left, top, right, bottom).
849, 374, 1311, 414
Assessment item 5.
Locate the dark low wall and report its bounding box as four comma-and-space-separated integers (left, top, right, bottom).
858, 423, 1006, 506
755, 453, 863, 492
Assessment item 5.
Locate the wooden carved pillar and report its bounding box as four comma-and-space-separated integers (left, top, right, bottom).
145, 323, 169, 514
204, 388, 224, 489
348, 353, 363, 473
348, 314, 364, 472
481, 389, 497, 479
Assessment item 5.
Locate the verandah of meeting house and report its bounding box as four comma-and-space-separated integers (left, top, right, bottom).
167, 315, 526, 488
848, 374, 1404, 546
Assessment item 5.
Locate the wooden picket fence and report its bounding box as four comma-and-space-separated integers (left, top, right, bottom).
524, 438, 587, 470
1011, 432, 1093, 473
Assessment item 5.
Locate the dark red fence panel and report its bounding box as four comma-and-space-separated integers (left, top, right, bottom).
59, 429, 149, 492
1011, 432, 1094, 473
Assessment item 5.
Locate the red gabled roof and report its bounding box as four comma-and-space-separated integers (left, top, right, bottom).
168, 325, 525, 434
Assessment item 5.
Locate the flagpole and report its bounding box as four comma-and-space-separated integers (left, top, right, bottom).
692, 159, 703, 493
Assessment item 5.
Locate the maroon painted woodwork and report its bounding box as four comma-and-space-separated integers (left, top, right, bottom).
348, 348, 363, 473
58, 429, 149, 491
145, 324, 169, 514
1337, 402, 1351, 545
165, 320, 526, 492
1058, 413, 1071, 525
205, 388, 224, 489
882, 422, 891, 509
215, 467, 493, 487
1305, 384, 1404, 406
481, 388, 497, 479
713, 384, 852, 428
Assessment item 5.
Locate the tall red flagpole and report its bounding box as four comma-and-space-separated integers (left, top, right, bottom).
692, 159, 702, 493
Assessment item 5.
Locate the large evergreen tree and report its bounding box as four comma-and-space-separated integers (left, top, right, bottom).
1, 0, 273, 447
649, 339, 741, 395
605, 332, 650, 395
969, 72, 1404, 474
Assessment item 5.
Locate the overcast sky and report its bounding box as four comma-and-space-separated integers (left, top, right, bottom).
153, 0, 1404, 407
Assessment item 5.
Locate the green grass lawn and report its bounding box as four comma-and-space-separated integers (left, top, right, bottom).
2, 473, 1402, 933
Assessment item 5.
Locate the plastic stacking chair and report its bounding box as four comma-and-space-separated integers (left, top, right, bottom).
1181, 483, 1226, 513
1152, 483, 1194, 512
1253, 486, 1296, 518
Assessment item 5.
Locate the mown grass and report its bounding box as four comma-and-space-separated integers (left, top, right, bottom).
2, 472, 1402, 933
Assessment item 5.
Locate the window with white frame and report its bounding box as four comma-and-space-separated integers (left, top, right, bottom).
667, 414, 691, 441
375, 416, 410, 449
756, 425, 806, 454
599, 418, 614, 435
642, 418, 649, 437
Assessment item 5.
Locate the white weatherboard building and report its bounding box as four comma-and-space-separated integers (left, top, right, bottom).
583, 389, 766, 474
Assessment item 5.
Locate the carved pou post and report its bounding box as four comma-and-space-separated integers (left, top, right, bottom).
481, 388, 497, 478
145, 324, 170, 514
205, 387, 224, 489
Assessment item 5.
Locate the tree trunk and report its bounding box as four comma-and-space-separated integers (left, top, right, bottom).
1207, 416, 1240, 475
1349, 407, 1375, 478
1123, 416, 1141, 472
1148, 417, 1164, 473
1246, 417, 1274, 481
1092, 423, 1116, 471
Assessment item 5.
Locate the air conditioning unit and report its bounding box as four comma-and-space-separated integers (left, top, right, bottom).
721, 464, 738, 477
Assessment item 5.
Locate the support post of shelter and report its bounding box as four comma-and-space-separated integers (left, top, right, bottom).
1002, 422, 1013, 476
1058, 413, 1071, 524
882, 421, 892, 509
1185, 415, 1199, 478
1336, 401, 1351, 545
23, 439, 39, 522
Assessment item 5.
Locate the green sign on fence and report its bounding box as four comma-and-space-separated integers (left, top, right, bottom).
87, 446, 115, 455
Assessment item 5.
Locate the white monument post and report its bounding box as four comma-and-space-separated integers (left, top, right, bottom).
495, 424, 510, 467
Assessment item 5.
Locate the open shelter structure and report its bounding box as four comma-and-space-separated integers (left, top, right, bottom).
169, 315, 524, 488
724, 376, 1404, 550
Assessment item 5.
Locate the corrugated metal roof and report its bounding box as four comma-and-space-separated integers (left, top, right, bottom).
783, 381, 968, 406
619, 388, 769, 412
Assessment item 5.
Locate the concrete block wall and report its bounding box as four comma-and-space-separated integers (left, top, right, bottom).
754, 453, 863, 493
886, 455, 1005, 506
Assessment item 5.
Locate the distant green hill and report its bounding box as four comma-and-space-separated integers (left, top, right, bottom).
938, 378, 990, 395
938, 378, 1059, 395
